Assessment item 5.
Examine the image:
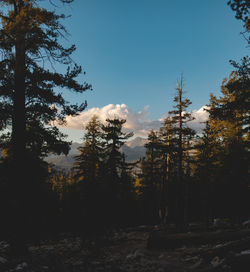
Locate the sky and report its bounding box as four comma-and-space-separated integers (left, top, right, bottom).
51, 0, 248, 142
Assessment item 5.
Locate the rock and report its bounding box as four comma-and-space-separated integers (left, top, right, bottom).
0, 241, 9, 249
148, 229, 250, 250
213, 218, 228, 227
134, 249, 144, 258
15, 262, 28, 271
210, 256, 224, 267
238, 249, 250, 255
242, 220, 250, 228
126, 253, 135, 260
126, 249, 144, 260
185, 256, 199, 262
158, 253, 165, 259
0, 256, 8, 264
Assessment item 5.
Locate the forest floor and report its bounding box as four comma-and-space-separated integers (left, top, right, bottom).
1, 225, 250, 272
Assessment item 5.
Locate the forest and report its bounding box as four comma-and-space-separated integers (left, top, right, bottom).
0, 0, 249, 271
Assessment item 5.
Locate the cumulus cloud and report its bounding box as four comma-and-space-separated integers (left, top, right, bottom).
188, 106, 209, 133
58, 104, 209, 137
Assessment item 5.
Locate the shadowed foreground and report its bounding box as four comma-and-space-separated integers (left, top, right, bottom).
1, 225, 250, 272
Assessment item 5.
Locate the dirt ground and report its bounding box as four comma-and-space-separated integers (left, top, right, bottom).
1, 226, 250, 271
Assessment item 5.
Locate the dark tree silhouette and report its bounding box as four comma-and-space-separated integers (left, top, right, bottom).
206, 71, 249, 223
101, 118, 133, 181
212, 57, 250, 133
168, 74, 195, 229
139, 130, 162, 223
0, 0, 91, 255
227, 0, 250, 32
72, 116, 104, 241
74, 115, 103, 184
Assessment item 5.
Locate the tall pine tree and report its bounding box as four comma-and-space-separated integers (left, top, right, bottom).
168, 74, 195, 229
0, 0, 91, 254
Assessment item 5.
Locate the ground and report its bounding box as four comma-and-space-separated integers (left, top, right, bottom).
1, 225, 250, 271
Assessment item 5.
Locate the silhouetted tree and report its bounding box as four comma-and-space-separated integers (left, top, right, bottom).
100, 118, 134, 228
0, 0, 91, 254
211, 58, 250, 134
168, 74, 195, 229
194, 118, 223, 224
206, 72, 249, 223
139, 130, 162, 223
74, 115, 103, 184
158, 117, 176, 224
227, 0, 250, 41
101, 118, 133, 181
72, 116, 104, 238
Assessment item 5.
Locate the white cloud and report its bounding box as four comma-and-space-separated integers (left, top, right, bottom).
58, 104, 209, 137
188, 106, 209, 133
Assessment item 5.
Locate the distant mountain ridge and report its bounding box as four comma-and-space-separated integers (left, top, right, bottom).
45, 137, 147, 171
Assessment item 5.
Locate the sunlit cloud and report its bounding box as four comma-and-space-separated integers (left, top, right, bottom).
188, 106, 209, 133
57, 104, 209, 137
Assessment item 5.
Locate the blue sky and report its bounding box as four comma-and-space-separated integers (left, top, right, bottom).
53, 0, 248, 141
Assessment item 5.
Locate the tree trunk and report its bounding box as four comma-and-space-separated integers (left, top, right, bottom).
10, 1, 27, 255
176, 74, 185, 230
12, 36, 26, 164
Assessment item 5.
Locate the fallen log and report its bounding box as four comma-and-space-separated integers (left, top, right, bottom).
199, 236, 250, 259
147, 229, 250, 250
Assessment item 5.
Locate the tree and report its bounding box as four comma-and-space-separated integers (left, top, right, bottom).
99, 118, 134, 228
139, 130, 162, 223
72, 115, 105, 237
212, 58, 250, 134
0, 0, 91, 254
74, 115, 103, 184
206, 73, 249, 222
168, 73, 195, 229
194, 117, 224, 224
101, 118, 133, 181
0, 0, 91, 158
227, 0, 250, 34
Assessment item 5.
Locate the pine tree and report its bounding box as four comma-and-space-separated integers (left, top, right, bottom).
101, 118, 133, 181
140, 130, 162, 223
207, 73, 249, 222
158, 116, 178, 223
0, 0, 91, 254
0, 0, 91, 159
72, 116, 105, 236
168, 73, 195, 229
99, 118, 134, 228
210, 58, 250, 136
74, 115, 103, 184
194, 118, 223, 224
227, 0, 250, 41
